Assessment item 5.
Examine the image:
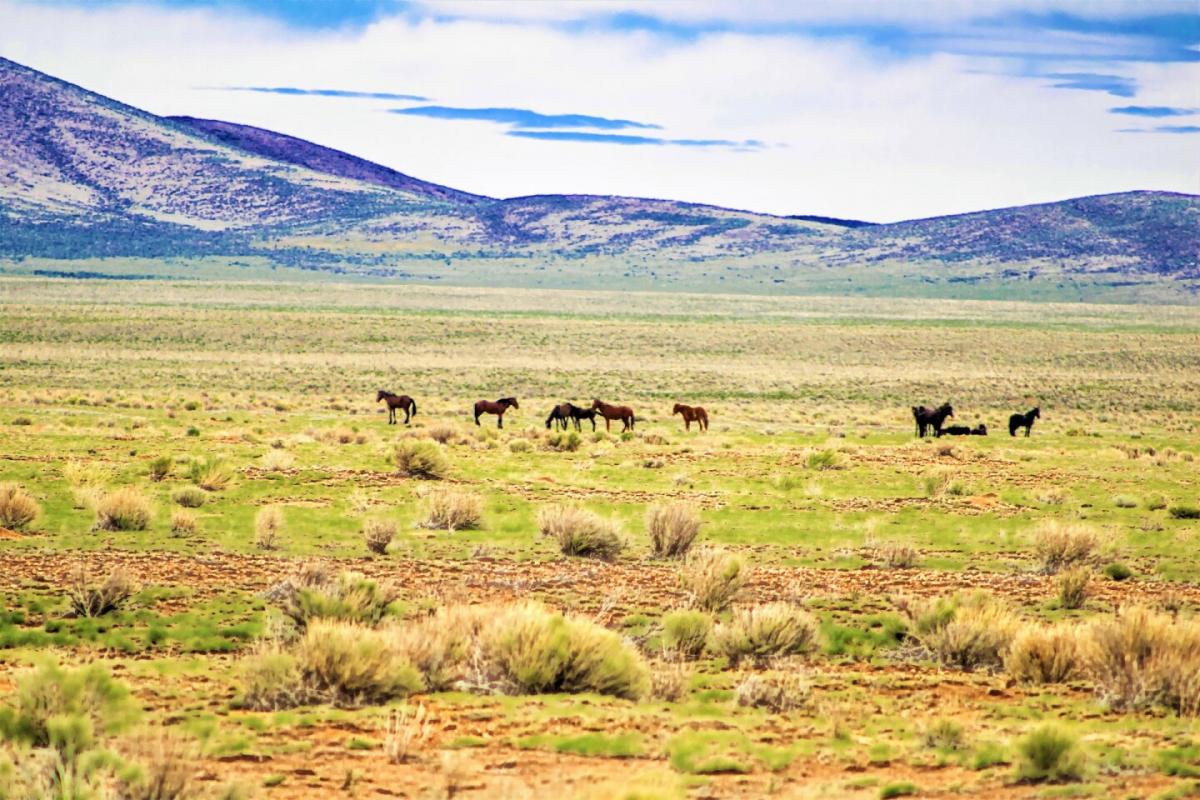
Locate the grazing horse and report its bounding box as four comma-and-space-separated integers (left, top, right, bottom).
567, 404, 597, 432
673, 403, 709, 432
592, 399, 635, 432
546, 403, 571, 431
475, 397, 518, 429
376, 390, 417, 425
912, 403, 954, 438
1009, 407, 1040, 437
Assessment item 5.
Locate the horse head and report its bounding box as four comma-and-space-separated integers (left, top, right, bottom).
1031, 407, 1041, 419
592, 399, 603, 410
503, 397, 519, 409
673, 403, 684, 415
941, 403, 954, 418
376, 390, 388, 402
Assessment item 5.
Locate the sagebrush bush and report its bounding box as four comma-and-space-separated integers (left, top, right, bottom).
296, 620, 423, 706
481, 602, 650, 700
1084, 606, 1200, 714
1033, 522, 1098, 574
66, 567, 137, 618
898, 592, 1019, 671
649, 660, 691, 703
647, 503, 702, 559
0, 482, 40, 530
923, 719, 966, 751
113, 728, 199, 800
388, 605, 490, 692
537, 505, 624, 560
363, 518, 396, 555
238, 649, 303, 711
170, 508, 197, 536
1103, 562, 1132, 582
95, 487, 152, 531
147, 456, 172, 482
1006, 625, 1084, 684
0, 662, 138, 746
278, 569, 399, 630
876, 540, 918, 569
394, 440, 449, 479
418, 489, 484, 531
661, 609, 713, 659
1015, 725, 1086, 783
733, 671, 810, 713
425, 423, 457, 444
1057, 567, 1090, 610
171, 486, 207, 508
255, 505, 283, 550
546, 430, 582, 452
679, 547, 746, 612
711, 603, 821, 667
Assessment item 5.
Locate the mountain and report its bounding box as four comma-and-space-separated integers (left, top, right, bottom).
1, 56, 1196, 301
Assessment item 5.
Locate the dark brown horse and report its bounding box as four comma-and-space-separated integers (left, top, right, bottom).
546, 403, 571, 431
475, 397, 518, 428
592, 399, 635, 432
912, 403, 953, 438
568, 404, 597, 432
673, 403, 708, 432
376, 390, 417, 425
1009, 407, 1040, 437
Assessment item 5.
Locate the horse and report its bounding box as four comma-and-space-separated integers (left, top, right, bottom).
912, 403, 953, 438
673, 403, 708, 432
592, 399, 635, 432
475, 397, 518, 429
545, 403, 571, 431
937, 424, 971, 437
971, 424, 988, 436
376, 390, 417, 425
1009, 407, 1040, 437
567, 404, 597, 432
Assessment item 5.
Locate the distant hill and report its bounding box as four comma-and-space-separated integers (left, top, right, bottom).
1, 56, 1196, 302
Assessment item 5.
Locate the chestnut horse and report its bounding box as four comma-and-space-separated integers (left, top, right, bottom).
475, 397, 518, 428
673, 403, 708, 432
592, 399, 635, 432
376, 390, 417, 425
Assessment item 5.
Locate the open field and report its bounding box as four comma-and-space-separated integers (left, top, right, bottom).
1, 278, 1199, 799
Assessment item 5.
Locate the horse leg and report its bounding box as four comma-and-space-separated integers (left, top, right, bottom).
497, 412, 503, 429
475, 413, 481, 426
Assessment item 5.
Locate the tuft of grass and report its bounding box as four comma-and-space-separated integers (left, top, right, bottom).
1006, 624, 1085, 684
114, 728, 198, 800
1113, 494, 1139, 509
660, 609, 713, 659
733, 671, 810, 713
1103, 562, 1133, 582
1015, 725, 1086, 783
680, 547, 746, 612
711, 603, 821, 667
923, 719, 965, 751
363, 519, 396, 555
1057, 567, 1090, 610
538, 505, 624, 561
418, 488, 484, 531
424, 423, 457, 444
171, 486, 207, 508
147, 455, 173, 482
254, 506, 283, 550
259, 449, 295, 471
66, 567, 137, 618
647, 503, 702, 559
649, 660, 691, 703
546, 431, 582, 452
803, 449, 844, 470
0, 482, 40, 530
193, 461, 231, 492
876, 540, 918, 569
95, 487, 152, 531
1033, 522, 1098, 574
169, 508, 197, 536
879, 783, 918, 799
394, 440, 449, 479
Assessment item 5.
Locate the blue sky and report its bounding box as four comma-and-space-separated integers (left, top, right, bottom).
2, 0, 1196, 219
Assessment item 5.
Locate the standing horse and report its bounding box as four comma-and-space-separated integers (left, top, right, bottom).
592, 399, 635, 432
568, 404, 597, 432
475, 397, 518, 428
376, 390, 417, 425
1009, 407, 1040, 437
546, 403, 571, 431
673, 403, 708, 432
912, 403, 953, 438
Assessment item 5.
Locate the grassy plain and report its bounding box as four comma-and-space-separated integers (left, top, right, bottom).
0, 277, 1198, 798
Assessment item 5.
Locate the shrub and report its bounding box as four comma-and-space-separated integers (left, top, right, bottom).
425, 423, 457, 444
170, 508, 197, 536
238, 650, 303, 711
923, 719, 965, 751
899, 592, 1019, 671
1006, 625, 1085, 684
113, 728, 198, 800
649, 661, 691, 703
11, 416, 31, 426
147, 456, 173, 482
0, 662, 138, 746
679, 547, 746, 612
66, 567, 137, 618
171, 486, 207, 508
296, 620, 423, 706
384, 704, 431, 764
1145, 494, 1168, 511
275, 568, 399, 631
509, 439, 532, 453
661, 609, 713, 659
546, 431, 582, 452
647, 503, 702, 559
255, 505, 283, 550
1084, 606, 1200, 714
537, 505, 624, 560
711, 603, 821, 667
1053, 567, 1088, 610
1103, 562, 1133, 582
394, 440, 449, 479
418, 489, 484, 531
95, 487, 152, 531
0, 482, 40, 530
482, 603, 649, 700
880, 783, 918, 799
1032, 522, 1098, 574
1015, 725, 1085, 783
733, 671, 810, 713
1113, 494, 1138, 509
388, 606, 490, 692
1169, 504, 1200, 519
922, 471, 950, 497
876, 540, 918, 569
1036, 487, 1067, 505
363, 519, 396, 555
259, 449, 295, 471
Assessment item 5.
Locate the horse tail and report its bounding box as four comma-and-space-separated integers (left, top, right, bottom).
410, 398, 417, 417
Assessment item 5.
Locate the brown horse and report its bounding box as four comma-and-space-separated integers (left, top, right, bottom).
376, 390, 417, 425
673, 403, 708, 432
592, 399, 635, 432
475, 397, 518, 428
546, 403, 571, 431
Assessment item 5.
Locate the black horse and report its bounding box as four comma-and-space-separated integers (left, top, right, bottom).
376, 390, 417, 425
912, 403, 954, 438
939, 423, 988, 437
567, 404, 597, 432
1009, 407, 1040, 437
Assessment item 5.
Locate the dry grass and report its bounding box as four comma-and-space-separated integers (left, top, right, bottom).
1057, 567, 1090, 610
417, 488, 484, 531
646, 503, 702, 559
1006, 624, 1085, 684
649, 659, 692, 703
537, 505, 624, 560
194, 462, 232, 492
875, 540, 919, 569
238, 649, 303, 711
424, 423, 457, 444
711, 602, 821, 667
114, 728, 199, 800
66, 566, 137, 617
1033, 522, 1099, 574
95, 487, 152, 531
384, 704, 431, 764
679, 547, 746, 612
255, 505, 283, 550
0, 482, 40, 530
363, 518, 396, 555
170, 508, 197, 536
387, 605, 490, 692
734, 671, 811, 713
259, 449, 295, 471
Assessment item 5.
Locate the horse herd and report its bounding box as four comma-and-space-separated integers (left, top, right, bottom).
376, 390, 708, 432
912, 402, 1041, 438
378, 390, 1036, 438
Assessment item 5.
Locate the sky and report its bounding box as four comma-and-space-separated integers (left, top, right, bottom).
1, 0, 1197, 221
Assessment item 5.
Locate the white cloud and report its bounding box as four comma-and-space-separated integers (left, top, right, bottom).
0, 0, 1195, 220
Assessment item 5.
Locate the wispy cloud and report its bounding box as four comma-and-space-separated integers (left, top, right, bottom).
1109, 105, 1197, 117
390, 105, 658, 130
507, 130, 763, 149
1117, 124, 1200, 133
1042, 72, 1137, 96
221, 85, 427, 101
